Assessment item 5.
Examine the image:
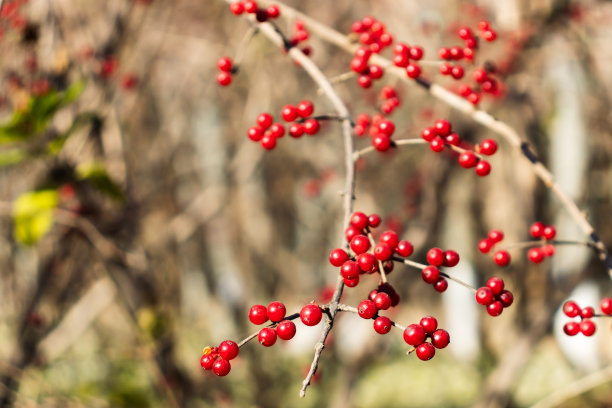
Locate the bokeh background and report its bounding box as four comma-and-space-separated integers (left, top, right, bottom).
1, 0, 612, 407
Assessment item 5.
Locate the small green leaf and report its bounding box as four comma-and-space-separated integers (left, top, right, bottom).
12, 189, 59, 245
76, 162, 124, 202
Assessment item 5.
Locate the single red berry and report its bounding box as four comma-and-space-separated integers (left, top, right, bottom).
281, 105, 298, 122
247, 126, 264, 142
439, 47, 451, 60
392, 53, 410, 68
443, 250, 460, 267
542, 244, 555, 257
276, 320, 297, 340
530, 222, 545, 238
229, 2, 245, 15
329, 248, 349, 267
368, 213, 381, 228
493, 250, 511, 266
380, 231, 399, 249
258, 327, 277, 346
396, 240, 414, 257
451, 65, 464, 79
483, 30, 497, 41
368, 289, 379, 302
486, 301, 504, 316
427, 247, 444, 267
433, 119, 452, 137
217, 71, 232, 86
218, 340, 239, 360
373, 134, 391, 152
344, 276, 360, 287
373, 316, 392, 334
340, 260, 360, 279
499, 290, 514, 308
581, 306, 595, 319
473, 68, 488, 83
357, 75, 372, 89
458, 152, 478, 168
475, 160, 491, 176
527, 247, 545, 263
350, 212, 368, 230
357, 253, 376, 273
249, 304, 268, 325
300, 304, 323, 326
358, 299, 378, 319
368, 64, 384, 79
543, 226, 556, 240
260, 134, 277, 150
268, 123, 285, 138
475, 287, 494, 305
296, 100, 314, 117
488, 230, 504, 243
478, 238, 494, 253
378, 120, 395, 136
266, 4, 280, 18
580, 319, 596, 336
480, 139, 497, 155
345, 226, 361, 241
487, 277, 504, 295
212, 358, 231, 376
563, 321, 580, 336
403, 323, 426, 346
303, 119, 320, 135
478, 20, 491, 31
355, 47, 373, 60
267, 301, 286, 322
458, 27, 473, 39
563, 301, 580, 318
406, 63, 421, 79
433, 278, 448, 293
350, 234, 371, 255
201, 354, 216, 370
421, 127, 436, 142
374, 292, 392, 310
244, 0, 258, 13
449, 46, 463, 60
600, 297, 612, 315
409, 46, 424, 60
415, 342, 436, 361
374, 243, 392, 261
422, 266, 440, 284
445, 133, 461, 146
419, 316, 438, 333
217, 57, 233, 72
431, 329, 450, 349
288, 123, 304, 138
440, 62, 452, 76
351, 58, 369, 73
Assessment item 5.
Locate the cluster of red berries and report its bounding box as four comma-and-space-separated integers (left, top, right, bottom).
350, 16, 393, 54
420, 247, 459, 293
247, 100, 319, 150
526, 222, 556, 263
391, 42, 424, 80
379, 86, 401, 115
289, 21, 312, 57
561, 298, 612, 336
0, 0, 28, 35
200, 340, 239, 377
403, 316, 450, 361
349, 47, 385, 89
249, 302, 297, 346
216, 56, 234, 87
421, 119, 495, 176
457, 66, 500, 105
475, 277, 513, 316
229, 1, 280, 23
478, 229, 510, 266
477, 20, 497, 42
355, 114, 396, 152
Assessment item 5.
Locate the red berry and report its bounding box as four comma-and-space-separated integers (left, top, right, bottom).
218, 340, 239, 360
419, 316, 438, 333
281, 105, 298, 122
269, 123, 285, 138
358, 299, 378, 319
374, 243, 392, 261
581, 306, 595, 319
527, 247, 545, 263
438, 47, 451, 59
344, 276, 360, 287
374, 292, 392, 310
430, 138, 447, 154
368, 213, 381, 228
217, 71, 232, 86
458, 27, 473, 39
357, 75, 372, 89
478, 239, 494, 253
406, 63, 421, 78
377, 120, 395, 136
449, 46, 463, 60
260, 134, 277, 150
296, 100, 314, 117
403, 323, 426, 346
300, 304, 323, 326
475, 160, 491, 176
393, 53, 410, 68
480, 139, 497, 155
372, 134, 391, 152
415, 342, 436, 361
499, 290, 514, 308
433, 119, 452, 137
493, 250, 511, 266
433, 278, 448, 293
258, 327, 277, 347
368, 64, 384, 79
542, 244, 555, 257
563, 301, 580, 318
445, 133, 461, 146
256, 113, 273, 130
487, 277, 504, 295
475, 287, 494, 305
355, 47, 373, 60
431, 329, 450, 349
229, 2, 244, 15
488, 230, 504, 243
351, 58, 369, 73
580, 319, 596, 336
421, 266, 440, 284
600, 297, 612, 315
486, 301, 504, 316
427, 247, 444, 266
563, 321, 580, 336
247, 126, 264, 142
267, 301, 286, 322
345, 225, 361, 241
266, 4, 280, 18
373, 316, 392, 334
357, 253, 376, 273
329, 248, 349, 267
212, 358, 231, 376
458, 152, 478, 168
380, 231, 399, 249
351, 212, 368, 230
443, 250, 460, 267
530, 222, 545, 238
451, 65, 464, 79
217, 57, 233, 72
244, 1, 258, 13
350, 234, 371, 255
288, 123, 304, 138
303, 119, 320, 135
467, 92, 481, 106
440, 62, 452, 76
249, 304, 268, 325
201, 354, 215, 370
473, 68, 488, 83
478, 20, 491, 31
396, 240, 414, 257
276, 320, 297, 340
543, 226, 556, 240
483, 30, 497, 41
421, 127, 436, 142
340, 260, 360, 279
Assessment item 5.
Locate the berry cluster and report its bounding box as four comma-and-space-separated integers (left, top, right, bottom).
421, 119, 495, 176
354, 114, 396, 152
249, 302, 298, 346
526, 222, 556, 263
350, 16, 393, 54
421, 247, 459, 293
200, 340, 239, 377
247, 100, 320, 150
379, 86, 401, 115
478, 230, 509, 266
457, 66, 500, 106
349, 47, 385, 89
475, 277, 513, 316
216, 56, 234, 87
289, 21, 311, 57
561, 299, 612, 337
229, 1, 280, 23
403, 316, 450, 361
392, 42, 424, 80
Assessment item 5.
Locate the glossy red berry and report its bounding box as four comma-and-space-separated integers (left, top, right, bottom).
480, 139, 497, 155
288, 123, 304, 138
329, 248, 349, 267
374, 292, 392, 310
249, 304, 268, 325
431, 329, 450, 349
296, 100, 314, 117
488, 230, 504, 243
433, 278, 448, 293
300, 304, 323, 326
212, 358, 231, 376
451, 65, 464, 79
486, 301, 504, 316
543, 226, 556, 240
600, 297, 612, 315
422, 266, 440, 284
396, 240, 413, 257
351, 212, 368, 230
260, 134, 277, 150
427, 247, 444, 266
267, 301, 286, 322
403, 324, 426, 346
281, 105, 298, 122
409, 46, 424, 60
580, 319, 596, 336
563, 300, 580, 318
357, 75, 372, 89
303, 119, 320, 135
475, 287, 494, 305
487, 277, 504, 295
340, 260, 360, 279
458, 152, 478, 168
344, 276, 360, 287
217, 57, 233, 72
244, 0, 258, 13
499, 290, 514, 307
229, 2, 245, 14
406, 63, 421, 79
368, 214, 381, 228
563, 321, 580, 336
445, 133, 461, 146
527, 247, 545, 263
266, 4, 280, 18
475, 160, 491, 176
258, 327, 277, 347
257, 113, 273, 129
421, 127, 436, 142
217, 71, 232, 86
440, 62, 452, 75
493, 250, 511, 266
357, 253, 376, 273
415, 342, 436, 361
373, 134, 391, 152
581, 306, 595, 319
276, 320, 297, 340
377, 120, 395, 136
247, 126, 264, 142
419, 316, 438, 333
373, 243, 392, 261
345, 226, 361, 241
478, 238, 494, 253
350, 234, 371, 255
443, 250, 460, 267
433, 120, 452, 137
218, 340, 239, 360
483, 30, 497, 41
430, 136, 446, 152
358, 299, 378, 319
530, 222, 545, 238
201, 354, 216, 370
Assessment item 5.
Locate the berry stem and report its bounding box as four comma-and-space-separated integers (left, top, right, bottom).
233, 25, 259, 71
353, 138, 427, 159
297, 114, 354, 125
365, 227, 388, 284
392, 256, 477, 293
499, 239, 599, 251
336, 303, 406, 330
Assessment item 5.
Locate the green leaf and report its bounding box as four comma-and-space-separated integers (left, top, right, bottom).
47, 112, 99, 154
12, 189, 59, 245
62, 80, 86, 105
76, 163, 124, 202
0, 148, 27, 167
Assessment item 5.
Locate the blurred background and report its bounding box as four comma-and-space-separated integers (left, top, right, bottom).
1, 0, 612, 407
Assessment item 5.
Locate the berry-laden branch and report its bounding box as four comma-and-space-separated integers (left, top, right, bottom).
262, 0, 612, 279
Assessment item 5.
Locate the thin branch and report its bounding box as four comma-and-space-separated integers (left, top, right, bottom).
353, 138, 427, 159
392, 256, 477, 292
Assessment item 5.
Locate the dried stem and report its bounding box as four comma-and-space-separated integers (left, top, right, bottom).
392, 256, 477, 292
353, 138, 427, 159
336, 303, 406, 330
